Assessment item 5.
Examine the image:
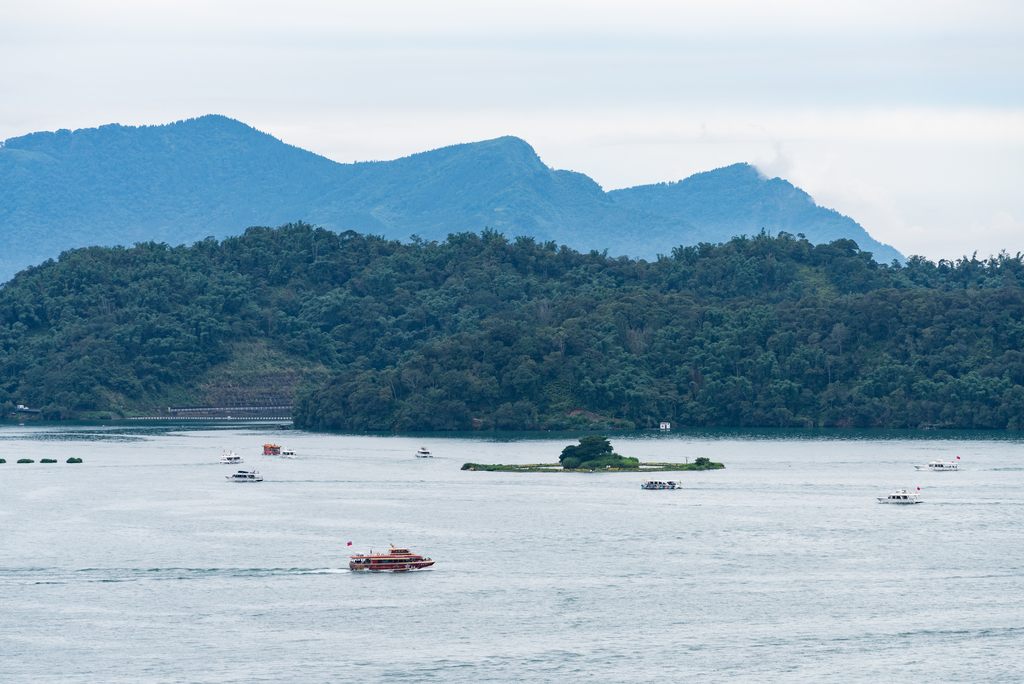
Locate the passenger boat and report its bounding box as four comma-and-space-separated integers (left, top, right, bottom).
415, 446, 432, 458
877, 488, 922, 504
641, 480, 680, 490
263, 444, 281, 455
349, 545, 435, 572
280, 447, 296, 458
220, 450, 243, 465
914, 459, 959, 471
226, 470, 263, 482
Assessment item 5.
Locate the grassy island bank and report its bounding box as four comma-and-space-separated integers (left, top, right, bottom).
461, 459, 724, 472
463, 435, 725, 472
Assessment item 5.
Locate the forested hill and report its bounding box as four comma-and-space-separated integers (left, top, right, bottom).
0, 224, 1021, 431
0, 115, 902, 282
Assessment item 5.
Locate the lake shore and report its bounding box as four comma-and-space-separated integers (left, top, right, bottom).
460, 461, 725, 472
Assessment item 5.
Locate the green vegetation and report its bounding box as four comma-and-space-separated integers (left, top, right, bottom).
460, 460, 723, 472
0, 115, 899, 283
1, 222, 1023, 430
40, 458, 57, 463
17, 459, 34, 463
462, 439, 723, 471
559, 436, 639, 470
67, 457, 83, 463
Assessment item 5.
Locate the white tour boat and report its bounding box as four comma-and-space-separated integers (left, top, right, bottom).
914, 459, 958, 471
220, 450, 243, 465
877, 488, 922, 504
280, 448, 296, 458
641, 480, 680, 490
226, 470, 263, 482
415, 446, 432, 458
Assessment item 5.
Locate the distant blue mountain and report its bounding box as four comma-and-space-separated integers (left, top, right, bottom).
609, 165, 897, 261
0, 115, 902, 282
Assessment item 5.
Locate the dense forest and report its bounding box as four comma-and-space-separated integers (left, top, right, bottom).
1, 222, 1022, 431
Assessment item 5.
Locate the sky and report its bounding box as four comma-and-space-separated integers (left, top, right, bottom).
2, 0, 1022, 260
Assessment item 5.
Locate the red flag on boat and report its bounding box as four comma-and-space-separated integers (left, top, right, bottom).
957, 456, 961, 459
347, 541, 353, 546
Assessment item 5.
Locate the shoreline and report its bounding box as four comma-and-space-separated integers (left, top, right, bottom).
461, 461, 725, 472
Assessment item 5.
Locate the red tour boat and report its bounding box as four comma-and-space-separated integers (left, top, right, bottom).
263, 444, 281, 455
349, 545, 435, 572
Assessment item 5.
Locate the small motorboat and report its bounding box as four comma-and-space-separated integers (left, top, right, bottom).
349, 545, 435, 572
914, 459, 959, 471
641, 480, 679, 490
220, 450, 243, 465
280, 447, 296, 458
226, 470, 263, 482
415, 446, 432, 458
878, 488, 922, 504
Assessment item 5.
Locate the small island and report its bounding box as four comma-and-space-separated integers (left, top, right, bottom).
462, 436, 724, 472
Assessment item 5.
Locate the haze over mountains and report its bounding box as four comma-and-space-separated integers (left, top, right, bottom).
0, 115, 902, 283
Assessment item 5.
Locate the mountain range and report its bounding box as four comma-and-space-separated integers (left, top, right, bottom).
0, 114, 902, 283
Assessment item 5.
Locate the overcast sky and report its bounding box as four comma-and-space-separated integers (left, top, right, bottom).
2, 0, 1022, 260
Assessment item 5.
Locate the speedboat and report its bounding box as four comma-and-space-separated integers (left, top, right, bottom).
280, 447, 296, 458
415, 446, 432, 458
915, 459, 958, 471
349, 545, 435, 572
878, 488, 922, 504
220, 450, 243, 465
641, 480, 679, 490
226, 470, 263, 482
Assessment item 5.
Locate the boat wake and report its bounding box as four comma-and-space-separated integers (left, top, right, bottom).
0, 566, 353, 585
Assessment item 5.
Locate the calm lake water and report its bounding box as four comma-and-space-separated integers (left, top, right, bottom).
1, 423, 1022, 682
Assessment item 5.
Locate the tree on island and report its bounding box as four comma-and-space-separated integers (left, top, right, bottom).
559, 436, 640, 470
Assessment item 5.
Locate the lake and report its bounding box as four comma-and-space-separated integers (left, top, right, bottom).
1, 424, 1022, 682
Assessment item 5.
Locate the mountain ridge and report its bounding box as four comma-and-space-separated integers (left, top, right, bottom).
0, 115, 903, 282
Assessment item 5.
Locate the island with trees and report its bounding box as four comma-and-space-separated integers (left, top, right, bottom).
460, 436, 724, 471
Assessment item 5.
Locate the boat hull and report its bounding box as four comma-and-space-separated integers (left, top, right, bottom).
349, 560, 435, 572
